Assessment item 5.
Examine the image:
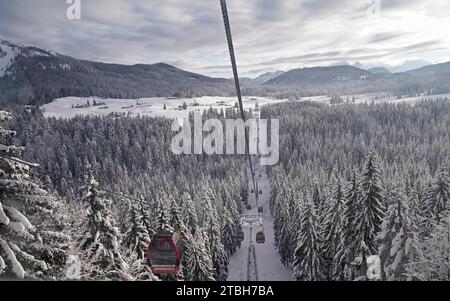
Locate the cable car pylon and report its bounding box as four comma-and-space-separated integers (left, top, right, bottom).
247, 242, 258, 281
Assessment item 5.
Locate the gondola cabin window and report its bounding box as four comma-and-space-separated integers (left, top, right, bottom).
150, 240, 177, 266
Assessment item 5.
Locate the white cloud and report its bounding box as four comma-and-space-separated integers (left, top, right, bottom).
0, 0, 449, 78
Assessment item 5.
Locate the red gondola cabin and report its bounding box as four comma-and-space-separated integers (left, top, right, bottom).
147, 231, 185, 275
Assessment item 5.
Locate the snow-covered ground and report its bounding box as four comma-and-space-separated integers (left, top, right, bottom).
294, 93, 450, 105
41, 93, 450, 120
40, 96, 289, 119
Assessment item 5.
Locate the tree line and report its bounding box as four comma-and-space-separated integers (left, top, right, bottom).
1, 109, 248, 280
263, 99, 450, 280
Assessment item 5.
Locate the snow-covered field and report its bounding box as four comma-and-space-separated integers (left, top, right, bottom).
41, 93, 450, 120
40, 96, 288, 119
294, 93, 450, 105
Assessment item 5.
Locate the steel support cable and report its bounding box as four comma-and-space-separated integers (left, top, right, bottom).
220, 0, 259, 210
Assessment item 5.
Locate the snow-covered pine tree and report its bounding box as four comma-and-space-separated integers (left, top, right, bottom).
293, 196, 325, 281
1, 111, 68, 279
332, 170, 360, 280
22, 191, 70, 279
273, 184, 289, 250
354, 150, 385, 276
323, 178, 346, 279
270, 166, 285, 214
155, 193, 173, 233
169, 196, 189, 238
427, 168, 450, 223
312, 185, 324, 216
184, 228, 215, 281
122, 200, 150, 259
278, 184, 296, 266
198, 188, 228, 281
220, 187, 240, 256
121, 198, 158, 281
420, 183, 435, 239
403, 177, 425, 280
138, 196, 154, 238
180, 191, 198, 236
377, 182, 410, 280
128, 257, 158, 281
221, 207, 236, 255
170, 195, 195, 276
196, 185, 217, 229
211, 240, 228, 281
77, 167, 128, 280
286, 186, 302, 265
407, 212, 450, 281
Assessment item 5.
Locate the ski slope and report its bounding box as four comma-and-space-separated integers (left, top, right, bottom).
228, 156, 293, 281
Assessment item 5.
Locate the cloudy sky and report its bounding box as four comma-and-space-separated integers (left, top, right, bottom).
1, 0, 450, 78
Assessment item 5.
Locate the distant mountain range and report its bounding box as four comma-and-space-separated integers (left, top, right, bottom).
368, 67, 391, 75
265, 66, 370, 86
252, 71, 285, 85
390, 59, 431, 73
0, 39, 234, 105
240, 71, 284, 85
263, 61, 450, 87
261, 61, 450, 97
405, 61, 450, 76
2, 38, 450, 105
319, 60, 432, 74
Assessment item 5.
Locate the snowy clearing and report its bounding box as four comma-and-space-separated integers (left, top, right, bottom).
40, 96, 288, 120
41, 93, 450, 120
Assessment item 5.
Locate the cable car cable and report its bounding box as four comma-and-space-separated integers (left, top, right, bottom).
220, 0, 259, 211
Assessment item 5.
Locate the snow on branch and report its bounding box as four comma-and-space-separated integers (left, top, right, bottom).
0, 202, 10, 225
0, 238, 25, 279
0, 111, 12, 122
5, 205, 33, 229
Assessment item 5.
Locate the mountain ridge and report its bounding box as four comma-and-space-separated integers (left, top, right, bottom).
2, 38, 450, 105
265, 65, 371, 86
405, 61, 450, 76
0, 39, 234, 105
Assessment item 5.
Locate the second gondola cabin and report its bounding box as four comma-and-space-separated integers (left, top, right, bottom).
237, 230, 245, 242
256, 231, 265, 244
